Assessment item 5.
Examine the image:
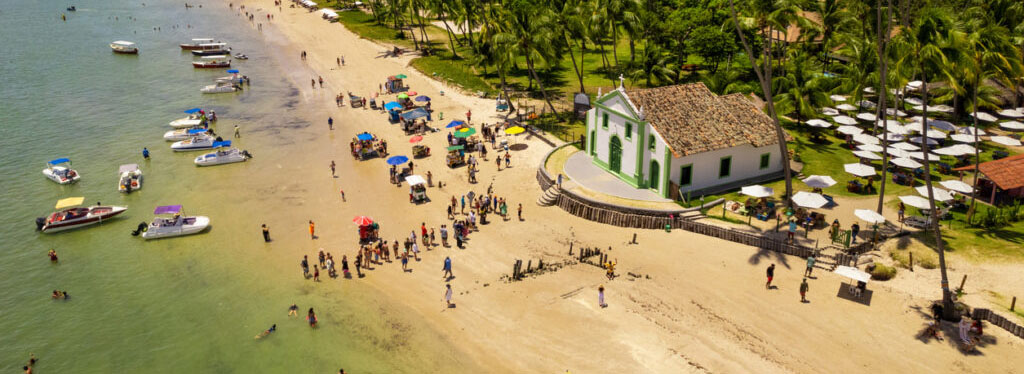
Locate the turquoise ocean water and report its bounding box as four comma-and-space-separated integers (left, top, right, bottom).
0, 1, 460, 372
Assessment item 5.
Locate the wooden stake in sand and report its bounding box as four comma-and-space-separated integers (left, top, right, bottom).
1011, 296, 1016, 312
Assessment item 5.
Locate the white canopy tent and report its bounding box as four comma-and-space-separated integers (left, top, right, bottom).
792, 191, 829, 209
740, 185, 775, 198
802, 175, 838, 188
990, 136, 1022, 147
836, 125, 863, 135
999, 121, 1024, 131
915, 186, 954, 202
939, 180, 974, 194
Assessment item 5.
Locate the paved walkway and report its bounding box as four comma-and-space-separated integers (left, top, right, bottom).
563, 151, 671, 202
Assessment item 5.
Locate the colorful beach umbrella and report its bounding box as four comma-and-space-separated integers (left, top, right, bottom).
446, 145, 464, 151
445, 120, 465, 128
414, 95, 431, 102
356, 133, 374, 141
386, 155, 409, 165
55, 197, 85, 209
352, 216, 374, 226
397, 93, 409, 99
184, 108, 201, 114
504, 126, 526, 135
409, 135, 423, 143
394, 74, 408, 79
407, 91, 417, 96
384, 102, 402, 111
454, 129, 476, 138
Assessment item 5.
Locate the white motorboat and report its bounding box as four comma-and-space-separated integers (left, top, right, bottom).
36, 197, 127, 233
110, 40, 138, 54
117, 163, 143, 193
43, 157, 80, 184
180, 38, 217, 50
169, 115, 205, 128
171, 133, 223, 152
201, 81, 242, 94
135, 204, 210, 239
164, 128, 210, 141
194, 146, 251, 166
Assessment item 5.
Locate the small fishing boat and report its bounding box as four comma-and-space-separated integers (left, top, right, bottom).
180, 38, 217, 50
201, 81, 242, 94
233, 53, 248, 60
171, 133, 223, 152
117, 164, 143, 193
164, 127, 209, 141
43, 157, 80, 184
191, 45, 230, 56
36, 197, 126, 233
192, 55, 231, 68
135, 205, 210, 239
194, 145, 251, 166
67, 6, 76, 11
110, 41, 138, 54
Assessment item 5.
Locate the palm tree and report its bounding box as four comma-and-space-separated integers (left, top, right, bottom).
628, 44, 675, 87
874, 0, 894, 214
494, 0, 563, 115
728, 0, 794, 206
773, 51, 831, 126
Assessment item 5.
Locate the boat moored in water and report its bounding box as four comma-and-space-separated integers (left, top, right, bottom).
136, 205, 210, 239
201, 81, 242, 94
179, 38, 218, 50
117, 164, 143, 193
194, 145, 251, 166
36, 197, 126, 233
110, 41, 138, 54
171, 134, 224, 152
191, 45, 230, 56
164, 128, 209, 141
192, 55, 231, 68
43, 157, 80, 184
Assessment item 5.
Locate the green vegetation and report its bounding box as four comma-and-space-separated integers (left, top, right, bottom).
888, 243, 938, 269
869, 263, 897, 281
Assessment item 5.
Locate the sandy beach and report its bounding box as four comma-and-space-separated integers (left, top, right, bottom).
219, 2, 1024, 372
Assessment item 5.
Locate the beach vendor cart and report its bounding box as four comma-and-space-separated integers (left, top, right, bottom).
399, 107, 431, 134
351, 132, 379, 160
348, 92, 363, 108
385, 101, 403, 123
496, 97, 509, 112
386, 75, 406, 93
834, 265, 871, 299
446, 145, 465, 168
412, 144, 430, 158
406, 174, 428, 203
354, 216, 379, 243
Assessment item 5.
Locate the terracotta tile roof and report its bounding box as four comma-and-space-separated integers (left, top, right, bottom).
954, 154, 1024, 190
624, 83, 785, 157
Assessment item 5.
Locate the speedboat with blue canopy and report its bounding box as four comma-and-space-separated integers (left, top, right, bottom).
164, 127, 209, 141
43, 157, 80, 184
194, 142, 251, 167
136, 204, 210, 239
171, 132, 222, 152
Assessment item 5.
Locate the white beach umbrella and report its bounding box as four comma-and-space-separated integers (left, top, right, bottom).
957, 127, 987, 136
990, 136, 1023, 147
877, 119, 902, 128
916, 186, 954, 202
924, 130, 948, 139
891, 157, 923, 169
854, 209, 887, 224
862, 87, 876, 95
830, 95, 848, 102
853, 133, 881, 145
899, 195, 932, 210
834, 265, 872, 284
806, 119, 832, 128
906, 81, 923, 91
853, 150, 883, 160
997, 109, 1023, 118
822, 107, 840, 116
833, 115, 858, 126
857, 144, 884, 152
740, 185, 775, 198
908, 151, 943, 161
856, 112, 878, 122
913, 104, 954, 113
792, 191, 829, 209
909, 136, 939, 145
939, 180, 974, 194
886, 147, 911, 158
928, 119, 957, 132
844, 163, 877, 177
877, 133, 905, 142
885, 108, 908, 117
999, 121, 1024, 131
802, 175, 838, 188
886, 124, 911, 135
836, 125, 863, 135
836, 104, 858, 111
970, 112, 998, 122
950, 134, 978, 143
933, 146, 967, 156
951, 144, 978, 155
905, 97, 924, 106
891, 141, 920, 150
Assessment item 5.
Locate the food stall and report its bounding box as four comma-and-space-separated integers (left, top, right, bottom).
412, 145, 430, 158
406, 175, 428, 203
349, 92, 363, 108
399, 107, 431, 133
386, 75, 405, 93
352, 132, 381, 160
446, 145, 465, 168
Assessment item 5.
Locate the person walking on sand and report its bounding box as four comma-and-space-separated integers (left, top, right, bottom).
341, 56, 345, 66
340, 189, 346, 201
444, 284, 453, 307
234, 125, 240, 138
311, 78, 316, 89
262, 224, 271, 242
765, 264, 775, 289
898, 202, 906, 222
442, 256, 453, 279
466, 109, 472, 123
313, 265, 320, 282
851, 223, 861, 243
440, 225, 449, 247
336, 57, 340, 66
309, 220, 315, 239
330, 161, 336, 177
328, 116, 333, 130
800, 278, 809, 302
318, 76, 324, 88
805, 255, 816, 277
401, 252, 409, 271
517, 203, 523, 221
787, 219, 797, 243
598, 285, 607, 308
301, 255, 310, 278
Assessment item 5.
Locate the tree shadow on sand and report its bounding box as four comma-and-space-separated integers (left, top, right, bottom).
748, 248, 792, 269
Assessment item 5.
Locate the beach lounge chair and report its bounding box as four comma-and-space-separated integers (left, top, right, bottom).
904, 216, 932, 229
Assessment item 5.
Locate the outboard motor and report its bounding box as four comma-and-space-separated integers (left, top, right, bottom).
242, 150, 253, 158
130, 222, 148, 236
35, 217, 46, 231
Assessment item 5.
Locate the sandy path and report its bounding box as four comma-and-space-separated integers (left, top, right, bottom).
227, 3, 1024, 372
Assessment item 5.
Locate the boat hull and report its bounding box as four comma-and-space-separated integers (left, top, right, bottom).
39, 206, 127, 233
112, 48, 138, 54
195, 149, 249, 166
192, 62, 231, 68
118, 172, 143, 193
142, 216, 210, 239
43, 167, 80, 184
169, 117, 203, 128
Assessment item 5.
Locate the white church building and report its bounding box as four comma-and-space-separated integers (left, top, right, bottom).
584, 82, 789, 200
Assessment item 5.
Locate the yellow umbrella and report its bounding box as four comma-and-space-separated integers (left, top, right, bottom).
504, 126, 525, 135
55, 197, 85, 209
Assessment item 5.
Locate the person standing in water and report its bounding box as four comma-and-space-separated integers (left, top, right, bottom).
234, 125, 240, 138
48, 249, 58, 262
142, 147, 150, 160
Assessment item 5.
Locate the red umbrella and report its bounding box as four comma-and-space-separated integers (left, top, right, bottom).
408, 91, 417, 96
409, 135, 423, 143
352, 216, 374, 226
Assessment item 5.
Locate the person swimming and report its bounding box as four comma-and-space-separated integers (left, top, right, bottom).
255, 324, 276, 339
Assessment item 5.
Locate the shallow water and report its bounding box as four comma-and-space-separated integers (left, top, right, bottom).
0, 1, 457, 372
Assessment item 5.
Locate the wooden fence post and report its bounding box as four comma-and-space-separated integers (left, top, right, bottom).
1012, 296, 1017, 312
958, 274, 968, 291
909, 252, 914, 272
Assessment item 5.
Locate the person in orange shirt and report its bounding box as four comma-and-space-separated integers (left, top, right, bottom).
308, 220, 315, 239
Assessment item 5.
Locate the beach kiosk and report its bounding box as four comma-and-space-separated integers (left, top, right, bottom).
446, 145, 465, 168
406, 175, 428, 203
386, 75, 406, 93
385, 101, 403, 123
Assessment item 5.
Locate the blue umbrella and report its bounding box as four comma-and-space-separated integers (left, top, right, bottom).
226, 69, 239, 74
356, 133, 374, 141
184, 108, 201, 114
414, 95, 431, 102
446, 120, 465, 128
386, 155, 409, 165
384, 102, 403, 111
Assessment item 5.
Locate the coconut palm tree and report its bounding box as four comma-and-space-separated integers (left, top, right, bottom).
772, 51, 832, 126
628, 44, 676, 87
491, 0, 562, 115
874, 0, 894, 213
